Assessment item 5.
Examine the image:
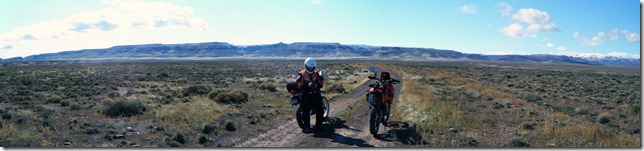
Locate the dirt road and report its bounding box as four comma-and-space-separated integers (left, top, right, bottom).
233, 67, 420, 147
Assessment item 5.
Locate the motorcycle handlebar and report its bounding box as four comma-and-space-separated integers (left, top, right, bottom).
368, 76, 400, 84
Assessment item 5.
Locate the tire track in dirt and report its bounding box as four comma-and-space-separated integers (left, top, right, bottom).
233, 71, 375, 147
234, 67, 416, 147
300, 67, 420, 147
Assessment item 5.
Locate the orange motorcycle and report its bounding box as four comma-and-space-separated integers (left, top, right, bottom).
365, 67, 399, 136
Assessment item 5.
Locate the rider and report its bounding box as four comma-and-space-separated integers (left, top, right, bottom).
296, 58, 325, 133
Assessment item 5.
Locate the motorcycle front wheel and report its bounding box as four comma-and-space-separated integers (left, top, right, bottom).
369, 106, 380, 136
295, 105, 305, 130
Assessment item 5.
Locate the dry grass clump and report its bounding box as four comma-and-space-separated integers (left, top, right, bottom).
154, 97, 233, 134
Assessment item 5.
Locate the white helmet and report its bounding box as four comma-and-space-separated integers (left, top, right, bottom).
304, 58, 316, 74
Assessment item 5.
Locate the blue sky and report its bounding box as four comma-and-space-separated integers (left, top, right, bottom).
0, 0, 640, 58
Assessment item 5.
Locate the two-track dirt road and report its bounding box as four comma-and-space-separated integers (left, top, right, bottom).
233, 67, 421, 147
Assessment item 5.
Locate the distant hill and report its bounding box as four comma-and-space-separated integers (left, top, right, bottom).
2, 42, 639, 67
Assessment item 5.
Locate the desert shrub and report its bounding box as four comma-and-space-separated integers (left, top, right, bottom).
70, 104, 81, 110
486, 96, 494, 101
493, 102, 505, 109
506, 139, 529, 147
258, 83, 277, 92
161, 97, 175, 104
157, 72, 170, 78
615, 100, 624, 104
163, 136, 180, 147
173, 133, 186, 144
47, 96, 62, 103
1, 111, 11, 120
626, 128, 641, 134
522, 123, 537, 130
248, 115, 262, 125
162, 136, 171, 144
618, 114, 626, 118
183, 85, 212, 97
201, 122, 217, 134
208, 89, 228, 99
599, 116, 611, 124
85, 127, 100, 134
107, 92, 120, 98
327, 84, 346, 93
629, 103, 640, 115
214, 91, 249, 104
574, 106, 589, 115
101, 99, 146, 117
167, 141, 180, 147
457, 137, 478, 147
154, 125, 165, 132
481, 118, 495, 125
529, 110, 538, 116
15, 115, 26, 124
41, 108, 56, 119
224, 120, 237, 131
41, 119, 52, 127
60, 100, 70, 107
601, 105, 614, 110
198, 134, 208, 144
136, 76, 146, 81
520, 93, 542, 102
103, 134, 114, 141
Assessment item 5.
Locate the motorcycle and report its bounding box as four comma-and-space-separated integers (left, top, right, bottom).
286, 71, 330, 130
365, 67, 399, 136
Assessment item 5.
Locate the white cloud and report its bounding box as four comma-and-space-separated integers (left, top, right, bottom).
573, 29, 640, 46
497, 2, 513, 17
0, 0, 208, 56
500, 8, 559, 39
512, 9, 559, 32
533, 41, 566, 51
625, 32, 640, 42
311, 0, 322, 5
608, 29, 621, 40
500, 23, 534, 39
455, 5, 478, 14
556, 46, 566, 51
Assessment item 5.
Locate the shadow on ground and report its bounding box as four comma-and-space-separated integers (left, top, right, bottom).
310, 117, 374, 147
378, 121, 424, 145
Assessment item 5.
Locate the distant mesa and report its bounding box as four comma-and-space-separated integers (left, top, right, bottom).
3, 42, 639, 67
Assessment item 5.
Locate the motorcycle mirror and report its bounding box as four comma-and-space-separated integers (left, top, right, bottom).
369, 67, 375, 72
319, 71, 323, 77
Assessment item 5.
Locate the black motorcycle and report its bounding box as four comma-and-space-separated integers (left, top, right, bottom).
286, 72, 330, 130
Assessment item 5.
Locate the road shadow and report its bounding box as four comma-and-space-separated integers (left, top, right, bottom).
310, 117, 375, 147
381, 121, 423, 145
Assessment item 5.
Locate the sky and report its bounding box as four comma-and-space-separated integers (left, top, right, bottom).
0, 0, 641, 59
